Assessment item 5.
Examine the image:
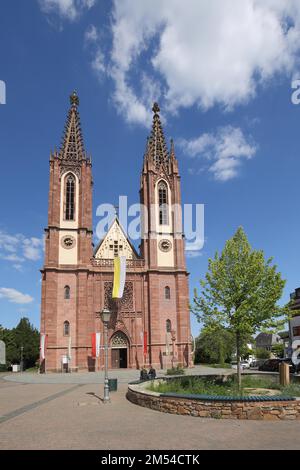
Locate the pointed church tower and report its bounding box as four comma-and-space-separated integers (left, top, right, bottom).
140, 103, 186, 270
44, 91, 93, 267
41, 92, 94, 372
140, 103, 191, 368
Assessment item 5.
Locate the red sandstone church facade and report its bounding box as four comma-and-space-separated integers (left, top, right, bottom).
40, 93, 192, 372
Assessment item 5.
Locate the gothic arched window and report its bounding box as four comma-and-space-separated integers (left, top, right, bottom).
64, 286, 70, 300
63, 321, 70, 336
65, 174, 75, 220
158, 180, 169, 225
165, 286, 170, 299
166, 319, 172, 333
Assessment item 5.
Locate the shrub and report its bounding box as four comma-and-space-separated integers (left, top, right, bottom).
166, 365, 185, 375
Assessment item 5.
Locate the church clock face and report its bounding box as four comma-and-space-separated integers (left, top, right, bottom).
61, 235, 76, 249
159, 239, 172, 252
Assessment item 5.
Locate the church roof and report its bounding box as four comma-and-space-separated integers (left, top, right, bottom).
59, 91, 86, 161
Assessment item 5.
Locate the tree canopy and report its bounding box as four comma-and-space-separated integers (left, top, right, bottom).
192, 226, 287, 386
0, 318, 40, 369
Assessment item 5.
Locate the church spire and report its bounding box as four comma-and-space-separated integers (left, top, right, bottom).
147, 102, 169, 167
59, 91, 85, 161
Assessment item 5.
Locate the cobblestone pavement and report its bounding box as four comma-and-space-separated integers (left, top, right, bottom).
0, 369, 300, 450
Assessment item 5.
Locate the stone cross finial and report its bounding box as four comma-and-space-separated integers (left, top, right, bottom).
70, 90, 79, 107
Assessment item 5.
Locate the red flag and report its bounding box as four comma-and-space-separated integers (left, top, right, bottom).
91, 333, 96, 358
143, 331, 147, 356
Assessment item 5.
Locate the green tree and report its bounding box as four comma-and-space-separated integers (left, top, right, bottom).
194, 325, 235, 365
192, 227, 286, 388
271, 343, 284, 358
12, 318, 40, 369
255, 347, 271, 360
0, 318, 40, 369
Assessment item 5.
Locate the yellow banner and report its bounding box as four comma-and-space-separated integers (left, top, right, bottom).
112, 256, 126, 298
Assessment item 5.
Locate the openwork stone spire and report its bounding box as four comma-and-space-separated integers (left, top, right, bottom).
148, 102, 169, 167
59, 91, 85, 161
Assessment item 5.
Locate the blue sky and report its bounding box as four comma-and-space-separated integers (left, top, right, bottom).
0, 0, 300, 336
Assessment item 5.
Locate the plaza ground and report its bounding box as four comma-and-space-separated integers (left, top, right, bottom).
0, 366, 299, 450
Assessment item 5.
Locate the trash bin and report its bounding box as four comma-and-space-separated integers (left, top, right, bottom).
108, 378, 118, 391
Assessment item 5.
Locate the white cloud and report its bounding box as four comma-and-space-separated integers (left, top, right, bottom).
39, 0, 96, 21
0, 232, 22, 254
107, 0, 300, 125
23, 238, 44, 261
91, 49, 106, 75
13, 264, 24, 272
180, 126, 257, 181
0, 230, 44, 268
0, 288, 33, 304
85, 24, 99, 43
84, 25, 106, 79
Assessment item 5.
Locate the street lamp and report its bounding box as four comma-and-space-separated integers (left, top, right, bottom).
100, 308, 111, 403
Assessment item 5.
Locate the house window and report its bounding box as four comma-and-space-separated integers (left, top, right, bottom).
165, 286, 170, 299
166, 319, 171, 333
64, 285, 70, 300
293, 326, 300, 337
158, 181, 168, 225
65, 174, 75, 220
63, 321, 70, 336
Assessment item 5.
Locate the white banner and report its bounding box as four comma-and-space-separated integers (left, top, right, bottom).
40, 334, 47, 361
96, 332, 101, 358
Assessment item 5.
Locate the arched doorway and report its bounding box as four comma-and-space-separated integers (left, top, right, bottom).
110, 331, 129, 369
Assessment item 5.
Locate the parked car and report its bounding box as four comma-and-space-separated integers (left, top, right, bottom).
258, 358, 296, 373
240, 361, 250, 369
231, 361, 248, 370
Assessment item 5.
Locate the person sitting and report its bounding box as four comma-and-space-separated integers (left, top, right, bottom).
148, 365, 156, 380
140, 368, 148, 381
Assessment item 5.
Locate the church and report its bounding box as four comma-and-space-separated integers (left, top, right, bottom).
40, 92, 192, 372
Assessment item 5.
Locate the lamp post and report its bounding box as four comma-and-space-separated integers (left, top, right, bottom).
100, 308, 111, 404
171, 330, 176, 369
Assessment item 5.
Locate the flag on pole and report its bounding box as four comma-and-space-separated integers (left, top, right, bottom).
40, 334, 47, 362
143, 331, 147, 356
112, 255, 126, 298
91, 333, 101, 358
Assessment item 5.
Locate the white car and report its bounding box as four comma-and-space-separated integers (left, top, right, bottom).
241, 361, 250, 369
231, 361, 249, 370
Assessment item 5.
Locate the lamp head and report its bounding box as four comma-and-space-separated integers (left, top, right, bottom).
101, 308, 111, 324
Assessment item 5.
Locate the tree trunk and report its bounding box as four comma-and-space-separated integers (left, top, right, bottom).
236, 331, 241, 390
219, 343, 224, 366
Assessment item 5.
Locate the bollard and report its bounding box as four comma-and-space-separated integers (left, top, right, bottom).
279, 362, 290, 386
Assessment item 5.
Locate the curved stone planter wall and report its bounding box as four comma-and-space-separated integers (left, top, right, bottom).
127, 381, 300, 421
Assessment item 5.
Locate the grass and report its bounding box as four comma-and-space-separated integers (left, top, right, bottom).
148, 375, 300, 397
203, 363, 232, 369
24, 367, 39, 373
166, 365, 185, 375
